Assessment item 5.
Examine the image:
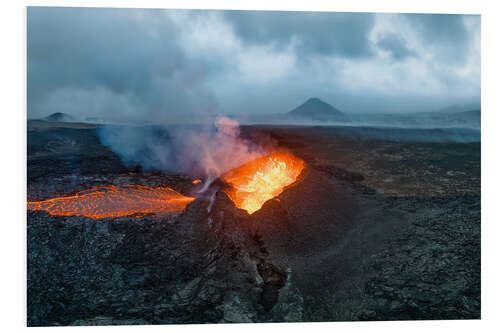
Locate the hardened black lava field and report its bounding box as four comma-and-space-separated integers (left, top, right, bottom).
27, 120, 480, 325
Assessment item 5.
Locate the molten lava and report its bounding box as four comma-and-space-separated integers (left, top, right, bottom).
27, 185, 195, 219
222, 151, 305, 214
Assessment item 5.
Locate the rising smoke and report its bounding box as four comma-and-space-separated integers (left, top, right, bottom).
98, 116, 269, 184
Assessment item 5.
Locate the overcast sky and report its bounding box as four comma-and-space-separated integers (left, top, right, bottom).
27, 7, 480, 120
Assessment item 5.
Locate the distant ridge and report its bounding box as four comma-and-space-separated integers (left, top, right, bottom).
44, 112, 75, 122
287, 98, 348, 121
436, 104, 481, 114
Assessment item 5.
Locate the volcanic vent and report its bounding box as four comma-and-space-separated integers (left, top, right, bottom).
221, 151, 305, 214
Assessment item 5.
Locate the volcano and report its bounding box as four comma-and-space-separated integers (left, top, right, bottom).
287, 98, 348, 121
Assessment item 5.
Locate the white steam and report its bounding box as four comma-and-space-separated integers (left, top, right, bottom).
193, 116, 263, 182
98, 116, 266, 183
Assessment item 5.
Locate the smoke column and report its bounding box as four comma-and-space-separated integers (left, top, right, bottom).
98, 116, 267, 186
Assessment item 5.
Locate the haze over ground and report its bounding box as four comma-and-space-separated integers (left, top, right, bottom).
28, 8, 480, 122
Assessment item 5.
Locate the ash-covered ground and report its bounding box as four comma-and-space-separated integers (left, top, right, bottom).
27, 120, 480, 325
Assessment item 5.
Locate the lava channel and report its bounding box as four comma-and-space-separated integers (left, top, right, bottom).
222, 151, 305, 214
27, 185, 195, 219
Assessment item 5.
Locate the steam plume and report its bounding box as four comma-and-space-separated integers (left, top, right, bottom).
98, 116, 267, 185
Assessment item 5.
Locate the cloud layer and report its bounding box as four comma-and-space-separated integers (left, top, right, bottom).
27, 7, 480, 119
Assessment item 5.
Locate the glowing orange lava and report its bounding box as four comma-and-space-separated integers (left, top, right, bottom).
222, 151, 305, 214
27, 185, 195, 219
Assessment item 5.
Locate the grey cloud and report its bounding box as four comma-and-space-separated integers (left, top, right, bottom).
404, 13, 474, 64
223, 10, 376, 58
28, 7, 217, 119
27, 8, 480, 120
405, 14, 468, 44
376, 33, 417, 60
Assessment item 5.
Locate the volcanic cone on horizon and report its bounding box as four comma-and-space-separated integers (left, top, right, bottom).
287, 98, 349, 121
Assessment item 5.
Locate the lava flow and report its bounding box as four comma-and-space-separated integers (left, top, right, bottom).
27, 185, 195, 219
222, 151, 305, 214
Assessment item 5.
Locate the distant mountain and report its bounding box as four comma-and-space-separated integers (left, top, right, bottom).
346, 108, 480, 129
44, 112, 75, 122
436, 104, 481, 114
455, 110, 480, 117
287, 98, 348, 121
446, 110, 480, 127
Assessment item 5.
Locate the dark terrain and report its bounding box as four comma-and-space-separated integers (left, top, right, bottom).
242, 98, 480, 129
27, 120, 480, 325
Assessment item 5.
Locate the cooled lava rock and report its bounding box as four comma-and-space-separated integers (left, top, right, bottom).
27, 122, 480, 325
